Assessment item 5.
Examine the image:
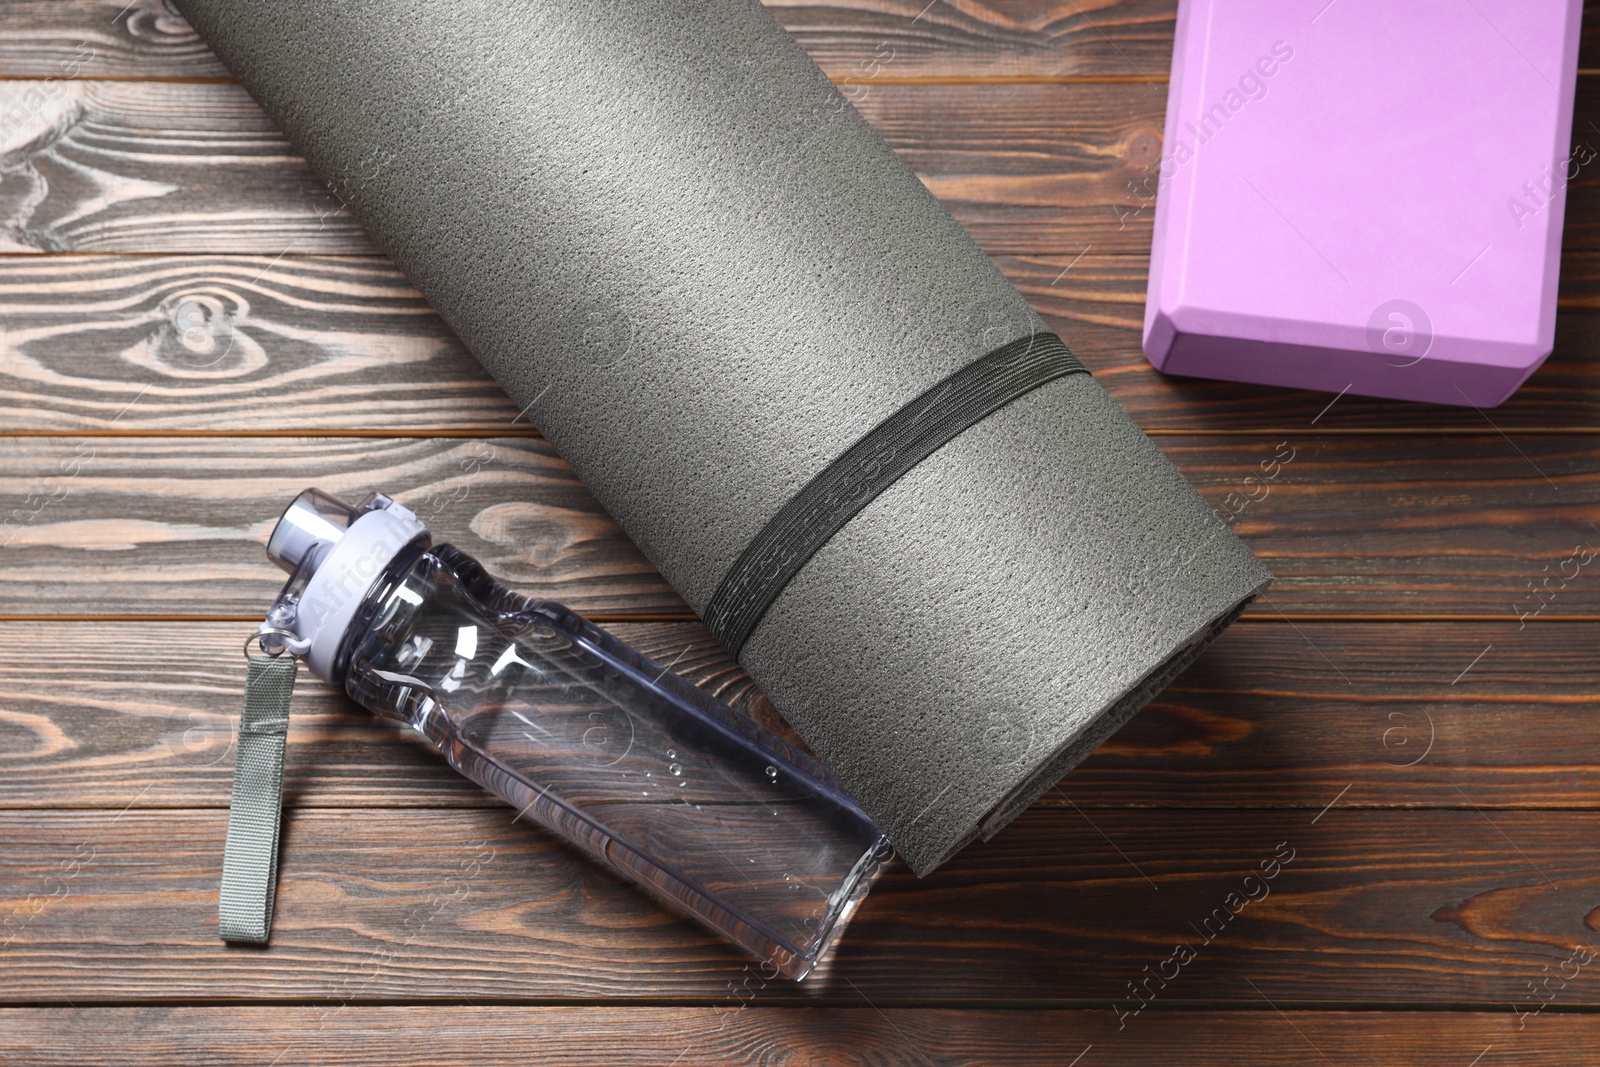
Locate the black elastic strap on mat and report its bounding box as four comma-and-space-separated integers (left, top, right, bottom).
704, 331, 1087, 656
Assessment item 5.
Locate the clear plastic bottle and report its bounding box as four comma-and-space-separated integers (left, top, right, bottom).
258, 488, 888, 979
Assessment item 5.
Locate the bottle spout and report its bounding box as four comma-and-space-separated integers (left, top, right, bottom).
259, 488, 428, 683
266, 488, 367, 573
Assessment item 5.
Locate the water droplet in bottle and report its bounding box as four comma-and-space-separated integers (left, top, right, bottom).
669, 763, 682, 776
764, 765, 778, 782
666, 749, 676, 759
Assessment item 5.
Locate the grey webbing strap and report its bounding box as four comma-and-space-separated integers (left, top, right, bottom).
218, 652, 298, 943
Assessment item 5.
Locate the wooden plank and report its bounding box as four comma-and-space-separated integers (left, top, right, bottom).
0, 80, 368, 254
0, 620, 792, 808
780, 0, 1183, 81
4, 806, 1600, 1003
851, 79, 1168, 254
4, 79, 1595, 257
1161, 431, 1600, 617
6, 433, 1599, 618
3, 619, 1596, 812
857, 77, 1600, 256
4, 77, 1159, 254
0, 77, 1199, 256
779, 0, 1600, 80
0, 1, 225, 81
0, 0, 1183, 82
0, 1006, 1588, 1066
1071, 619, 1600, 808
0, 436, 683, 617
3, 0, 1596, 81
1, 252, 1598, 435
0, 255, 520, 431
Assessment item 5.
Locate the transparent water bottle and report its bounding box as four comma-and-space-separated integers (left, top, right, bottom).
256, 488, 889, 979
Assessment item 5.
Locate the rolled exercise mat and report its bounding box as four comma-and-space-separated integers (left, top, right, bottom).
175, 0, 1272, 875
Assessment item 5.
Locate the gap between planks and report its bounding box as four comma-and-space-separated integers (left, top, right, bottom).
1, 612, 1594, 624
2, 998, 1596, 1011
0, 72, 1597, 84
3, 426, 1600, 438
0, 1001, 1591, 1011
24, 802, 1600, 814
0, 612, 701, 624
0, 73, 1174, 85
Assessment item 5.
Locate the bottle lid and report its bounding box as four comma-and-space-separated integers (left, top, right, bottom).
259, 489, 427, 683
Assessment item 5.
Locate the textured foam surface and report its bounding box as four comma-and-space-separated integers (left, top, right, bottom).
176, 0, 1272, 874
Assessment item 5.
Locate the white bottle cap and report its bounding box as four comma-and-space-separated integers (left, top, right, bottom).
259, 489, 427, 683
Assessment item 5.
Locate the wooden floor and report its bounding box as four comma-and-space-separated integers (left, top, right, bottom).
3, 1, 1600, 1063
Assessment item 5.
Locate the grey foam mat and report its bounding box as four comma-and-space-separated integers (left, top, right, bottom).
175, 0, 1272, 875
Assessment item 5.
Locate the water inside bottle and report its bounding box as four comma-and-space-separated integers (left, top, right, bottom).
344, 544, 887, 978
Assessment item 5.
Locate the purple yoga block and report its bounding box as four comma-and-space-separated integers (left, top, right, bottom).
1143, 0, 1586, 407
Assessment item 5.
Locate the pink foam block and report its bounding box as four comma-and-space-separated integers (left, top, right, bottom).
1143, 0, 1585, 407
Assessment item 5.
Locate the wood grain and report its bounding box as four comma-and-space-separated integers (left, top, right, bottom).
0, 0, 1183, 83
2, 77, 1158, 255
5, 806, 1600, 1004
855, 75, 1599, 254
3, 619, 1596, 812
0, 1006, 1589, 1067
0, 1, 222, 81
2, 252, 1598, 435
0, 620, 791, 808
0, 255, 521, 430
3, 78, 1594, 256
848, 79, 1169, 254
1163, 432, 1600, 617
0, 436, 683, 617
5, 433, 1598, 618
0, 80, 367, 253
4, 0, 1596, 81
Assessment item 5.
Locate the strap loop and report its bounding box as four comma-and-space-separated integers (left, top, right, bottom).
218, 651, 298, 943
